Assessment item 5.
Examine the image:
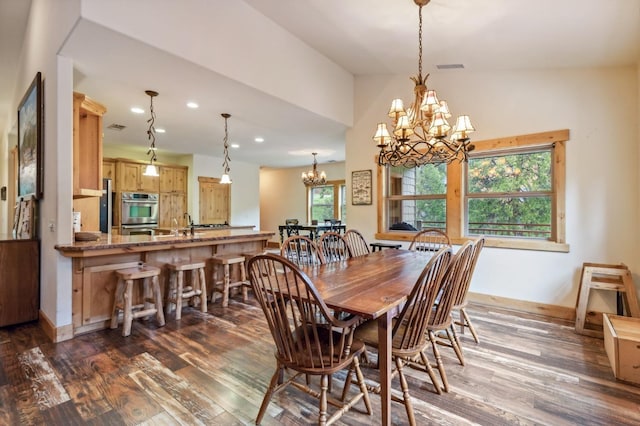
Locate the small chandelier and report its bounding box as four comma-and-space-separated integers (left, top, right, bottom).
373, 0, 475, 168
142, 90, 160, 176
220, 113, 232, 184
302, 152, 327, 186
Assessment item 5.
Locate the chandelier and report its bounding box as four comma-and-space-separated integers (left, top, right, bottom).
373, 0, 475, 168
220, 113, 232, 184
143, 90, 160, 176
301, 152, 326, 186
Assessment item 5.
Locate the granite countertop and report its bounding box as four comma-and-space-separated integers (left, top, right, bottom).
55, 228, 275, 255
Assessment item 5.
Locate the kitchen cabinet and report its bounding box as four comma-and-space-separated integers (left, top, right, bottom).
159, 192, 186, 228
160, 165, 187, 193
103, 159, 116, 183
73, 92, 106, 198
0, 239, 39, 326
117, 161, 159, 193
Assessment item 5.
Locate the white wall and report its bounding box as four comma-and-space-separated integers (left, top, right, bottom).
260, 161, 345, 245
191, 153, 260, 228
11, 0, 81, 328
347, 67, 639, 308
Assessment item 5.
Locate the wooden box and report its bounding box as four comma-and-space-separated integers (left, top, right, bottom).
603, 314, 640, 385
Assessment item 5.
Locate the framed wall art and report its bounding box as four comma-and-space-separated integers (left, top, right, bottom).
351, 169, 372, 205
18, 71, 43, 199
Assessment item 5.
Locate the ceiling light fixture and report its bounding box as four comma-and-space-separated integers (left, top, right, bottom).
373, 0, 475, 167
220, 113, 232, 184
301, 152, 327, 186
142, 90, 160, 177
187, 102, 199, 109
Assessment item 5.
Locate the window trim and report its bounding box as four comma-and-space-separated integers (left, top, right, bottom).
376, 129, 570, 252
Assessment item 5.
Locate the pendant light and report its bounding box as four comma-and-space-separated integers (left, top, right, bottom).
220, 113, 232, 184
143, 90, 160, 176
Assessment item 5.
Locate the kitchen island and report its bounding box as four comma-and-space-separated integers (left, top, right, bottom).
55, 229, 274, 337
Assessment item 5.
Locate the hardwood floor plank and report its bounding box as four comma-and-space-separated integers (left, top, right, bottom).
17, 347, 71, 409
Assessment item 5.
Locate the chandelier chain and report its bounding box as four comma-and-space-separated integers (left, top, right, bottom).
146, 93, 157, 163
222, 114, 231, 174
418, 4, 423, 79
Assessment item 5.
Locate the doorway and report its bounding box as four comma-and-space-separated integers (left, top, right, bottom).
198, 176, 230, 224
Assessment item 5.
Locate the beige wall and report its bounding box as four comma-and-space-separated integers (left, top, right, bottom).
260, 161, 345, 245
347, 67, 639, 309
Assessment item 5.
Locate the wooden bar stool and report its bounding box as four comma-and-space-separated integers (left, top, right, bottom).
211, 254, 249, 307
111, 264, 165, 337
575, 262, 640, 337
165, 260, 207, 320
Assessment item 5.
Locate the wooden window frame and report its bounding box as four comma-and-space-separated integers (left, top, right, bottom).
376, 129, 570, 252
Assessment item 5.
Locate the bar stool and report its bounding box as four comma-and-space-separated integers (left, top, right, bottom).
165, 260, 207, 320
111, 264, 165, 337
211, 254, 249, 307
575, 262, 640, 337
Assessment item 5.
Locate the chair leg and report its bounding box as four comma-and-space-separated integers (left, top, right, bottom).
319, 374, 328, 426
110, 278, 125, 329
396, 357, 416, 426
447, 326, 465, 366
429, 330, 449, 392
122, 280, 133, 337
175, 271, 184, 320
418, 350, 443, 395
256, 367, 281, 425
353, 356, 372, 415
461, 308, 479, 343
152, 275, 165, 327
222, 264, 230, 308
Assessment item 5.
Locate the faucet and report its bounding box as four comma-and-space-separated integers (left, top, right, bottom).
184, 212, 193, 226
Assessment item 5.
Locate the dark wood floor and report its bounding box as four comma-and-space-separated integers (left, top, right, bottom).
1, 296, 639, 425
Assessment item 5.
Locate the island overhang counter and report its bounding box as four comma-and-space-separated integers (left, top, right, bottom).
55, 229, 275, 337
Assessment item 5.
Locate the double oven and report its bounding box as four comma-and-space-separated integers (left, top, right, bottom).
120, 192, 159, 235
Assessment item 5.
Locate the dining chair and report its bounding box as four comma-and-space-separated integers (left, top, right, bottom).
318, 231, 351, 263
408, 228, 451, 253
343, 229, 370, 258
285, 218, 300, 238
451, 237, 485, 343
281, 235, 325, 267
247, 253, 372, 426
345, 247, 452, 425
417, 240, 475, 393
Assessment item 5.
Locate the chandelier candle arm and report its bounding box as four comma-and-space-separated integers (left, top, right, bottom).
373, 0, 475, 167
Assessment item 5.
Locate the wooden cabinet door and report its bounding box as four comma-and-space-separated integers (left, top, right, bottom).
199, 177, 230, 224
103, 160, 116, 182
159, 192, 187, 227
139, 165, 159, 193
160, 166, 187, 192
174, 168, 187, 192
119, 162, 140, 192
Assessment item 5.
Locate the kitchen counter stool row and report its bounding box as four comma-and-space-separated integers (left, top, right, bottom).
110, 250, 263, 336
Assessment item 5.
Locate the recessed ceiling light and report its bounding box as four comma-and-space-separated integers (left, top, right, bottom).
186, 102, 199, 109
231, 143, 240, 149
254, 137, 264, 143
156, 128, 166, 133
131, 107, 144, 114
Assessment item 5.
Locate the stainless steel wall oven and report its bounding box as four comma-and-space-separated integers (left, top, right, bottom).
120, 192, 159, 235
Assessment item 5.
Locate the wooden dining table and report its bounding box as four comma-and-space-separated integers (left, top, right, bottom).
302, 248, 430, 425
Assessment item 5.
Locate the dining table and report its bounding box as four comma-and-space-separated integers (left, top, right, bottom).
278, 223, 346, 243
302, 248, 430, 425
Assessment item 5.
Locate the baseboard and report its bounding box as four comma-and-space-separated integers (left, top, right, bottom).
39, 310, 74, 343
468, 292, 575, 321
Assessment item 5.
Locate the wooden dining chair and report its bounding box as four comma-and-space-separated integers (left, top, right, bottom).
408, 228, 451, 253
247, 254, 372, 426
318, 231, 351, 263
343, 229, 370, 258
418, 240, 475, 393
281, 235, 325, 267
284, 218, 300, 238
451, 237, 485, 343
345, 247, 452, 425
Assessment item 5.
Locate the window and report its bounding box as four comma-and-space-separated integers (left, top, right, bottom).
466, 148, 552, 239
308, 180, 346, 223
386, 164, 446, 231
376, 129, 569, 252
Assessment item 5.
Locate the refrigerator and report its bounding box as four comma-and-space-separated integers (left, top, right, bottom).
100, 178, 113, 234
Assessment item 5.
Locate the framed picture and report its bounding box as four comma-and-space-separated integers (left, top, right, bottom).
352, 169, 372, 205
18, 72, 43, 199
